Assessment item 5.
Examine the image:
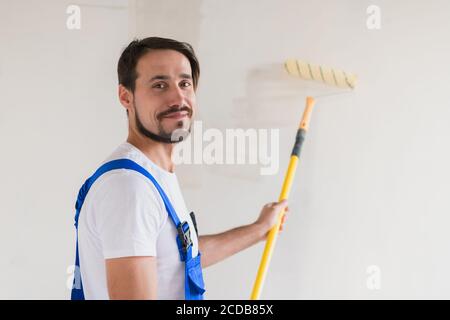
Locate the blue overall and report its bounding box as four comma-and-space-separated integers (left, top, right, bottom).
71, 158, 206, 300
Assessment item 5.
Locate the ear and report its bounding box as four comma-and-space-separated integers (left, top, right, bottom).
118, 84, 134, 112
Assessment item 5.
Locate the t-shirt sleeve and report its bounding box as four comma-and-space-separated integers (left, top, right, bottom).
92, 170, 165, 259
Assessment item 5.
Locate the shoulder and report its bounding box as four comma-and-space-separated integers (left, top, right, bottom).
87, 168, 166, 220
96, 168, 155, 193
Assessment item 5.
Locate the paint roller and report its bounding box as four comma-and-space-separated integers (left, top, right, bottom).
285, 58, 357, 89
250, 59, 357, 300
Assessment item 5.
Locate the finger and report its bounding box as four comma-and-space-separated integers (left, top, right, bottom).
265, 202, 277, 208
279, 215, 287, 231
275, 199, 288, 208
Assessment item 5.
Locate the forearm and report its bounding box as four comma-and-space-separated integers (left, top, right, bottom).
198, 222, 265, 268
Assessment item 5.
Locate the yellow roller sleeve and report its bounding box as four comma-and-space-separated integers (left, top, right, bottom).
285, 59, 357, 89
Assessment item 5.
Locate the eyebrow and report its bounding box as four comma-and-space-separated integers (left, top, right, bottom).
149, 73, 192, 82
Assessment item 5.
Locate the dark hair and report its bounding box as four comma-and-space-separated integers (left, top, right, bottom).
117, 37, 200, 92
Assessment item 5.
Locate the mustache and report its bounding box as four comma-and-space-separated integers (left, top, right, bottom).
157, 106, 193, 120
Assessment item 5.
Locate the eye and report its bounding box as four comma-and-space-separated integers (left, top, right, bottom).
153, 82, 167, 89
180, 81, 192, 88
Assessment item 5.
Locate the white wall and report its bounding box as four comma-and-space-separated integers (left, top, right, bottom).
0, 0, 130, 299
1, 0, 450, 299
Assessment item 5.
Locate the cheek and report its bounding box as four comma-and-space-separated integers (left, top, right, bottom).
187, 93, 197, 110
134, 93, 160, 119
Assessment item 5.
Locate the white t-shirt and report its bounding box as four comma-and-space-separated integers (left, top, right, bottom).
77, 142, 199, 300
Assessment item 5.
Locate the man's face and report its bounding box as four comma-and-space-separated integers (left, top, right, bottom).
129, 49, 196, 142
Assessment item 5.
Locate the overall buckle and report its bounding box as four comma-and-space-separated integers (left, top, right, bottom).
177, 221, 192, 253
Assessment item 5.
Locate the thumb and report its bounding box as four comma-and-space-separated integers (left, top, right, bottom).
274, 199, 288, 209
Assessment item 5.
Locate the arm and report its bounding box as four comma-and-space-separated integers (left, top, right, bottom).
105, 256, 157, 299
96, 174, 164, 300
199, 223, 265, 268
199, 200, 288, 268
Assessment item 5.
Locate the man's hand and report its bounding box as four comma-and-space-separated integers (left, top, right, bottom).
255, 200, 289, 241
198, 200, 289, 268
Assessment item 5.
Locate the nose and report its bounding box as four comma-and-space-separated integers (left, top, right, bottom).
167, 84, 187, 107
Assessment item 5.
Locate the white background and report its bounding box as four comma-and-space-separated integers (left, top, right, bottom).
0, 0, 449, 299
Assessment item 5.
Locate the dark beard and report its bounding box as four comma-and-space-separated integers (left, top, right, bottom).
135, 105, 191, 144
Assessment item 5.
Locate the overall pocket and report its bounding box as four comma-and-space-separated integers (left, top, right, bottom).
186, 254, 206, 295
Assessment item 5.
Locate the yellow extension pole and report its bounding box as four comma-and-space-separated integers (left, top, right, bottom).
250, 96, 316, 300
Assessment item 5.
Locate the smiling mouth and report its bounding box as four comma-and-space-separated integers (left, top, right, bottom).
162, 110, 189, 120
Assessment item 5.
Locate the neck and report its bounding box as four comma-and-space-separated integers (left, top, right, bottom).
127, 132, 176, 173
